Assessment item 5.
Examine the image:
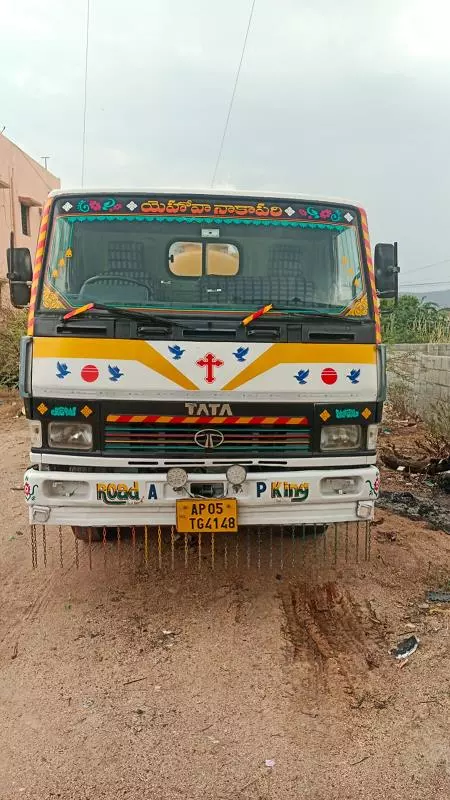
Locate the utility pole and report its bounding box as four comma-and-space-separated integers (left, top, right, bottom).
41, 156, 50, 170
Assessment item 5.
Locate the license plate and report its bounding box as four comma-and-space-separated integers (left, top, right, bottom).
176, 499, 238, 534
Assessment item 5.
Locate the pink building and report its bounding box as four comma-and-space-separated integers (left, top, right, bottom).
0, 133, 60, 305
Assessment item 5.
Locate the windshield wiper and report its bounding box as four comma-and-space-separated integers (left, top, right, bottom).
242, 304, 367, 326
61, 302, 199, 330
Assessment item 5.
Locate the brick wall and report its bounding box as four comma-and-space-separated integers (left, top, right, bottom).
387, 344, 450, 421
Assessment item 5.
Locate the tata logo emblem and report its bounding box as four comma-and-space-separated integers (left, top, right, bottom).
185, 402, 232, 416
194, 429, 225, 449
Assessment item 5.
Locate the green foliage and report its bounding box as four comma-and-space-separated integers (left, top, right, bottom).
0, 308, 28, 388
381, 295, 450, 343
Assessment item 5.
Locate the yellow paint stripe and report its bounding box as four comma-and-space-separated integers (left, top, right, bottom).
33, 338, 199, 391
223, 343, 377, 391
107, 414, 120, 422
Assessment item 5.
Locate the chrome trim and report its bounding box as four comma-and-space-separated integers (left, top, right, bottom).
376, 344, 387, 401
19, 336, 33, 398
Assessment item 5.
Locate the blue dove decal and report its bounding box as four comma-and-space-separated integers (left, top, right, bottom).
56, 362, 70, 379
108, 365, 124, 382
168, 344, 185, 361
233, 346, 249, 363
347, 368, 361, 385
294, 369, 309, 385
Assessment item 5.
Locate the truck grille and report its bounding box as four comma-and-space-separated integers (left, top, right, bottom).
104, 417, 312, 457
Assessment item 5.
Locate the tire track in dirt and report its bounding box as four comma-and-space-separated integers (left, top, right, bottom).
0, 552, 80, 657
280, 581, 387, 701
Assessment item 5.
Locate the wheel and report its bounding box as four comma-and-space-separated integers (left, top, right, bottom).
72, 526, 104, 542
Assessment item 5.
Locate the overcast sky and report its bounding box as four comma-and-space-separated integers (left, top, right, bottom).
1, 0, 450, 291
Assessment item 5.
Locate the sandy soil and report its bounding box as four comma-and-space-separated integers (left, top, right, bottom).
0, 414, 449, 800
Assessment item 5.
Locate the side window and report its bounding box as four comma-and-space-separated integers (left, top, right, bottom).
168, 242, 239, 276
169, 242, 202, 276
20, 202, 30, 236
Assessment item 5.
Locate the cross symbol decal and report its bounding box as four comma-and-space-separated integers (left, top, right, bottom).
196, 352, 224, 384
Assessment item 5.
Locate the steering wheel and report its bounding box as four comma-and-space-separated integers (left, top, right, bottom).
79, 274, 152, 299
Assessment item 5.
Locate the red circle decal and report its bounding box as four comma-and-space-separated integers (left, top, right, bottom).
321, 367, 337, 385
81, 364, 99, 383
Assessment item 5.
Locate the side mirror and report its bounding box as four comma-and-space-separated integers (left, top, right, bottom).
7, 247, 32, 308
374, 242, 399, 300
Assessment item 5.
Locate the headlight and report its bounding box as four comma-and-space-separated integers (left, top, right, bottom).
320, 425, 362, 451
43, 480, 89, 498
226, 464, 247, 485
29, 420, 42, 448
367, 424, 378, 450
48, 422, 93, 450
321, 476, 361, 495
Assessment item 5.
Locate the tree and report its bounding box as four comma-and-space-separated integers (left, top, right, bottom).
381, 295, 450, 343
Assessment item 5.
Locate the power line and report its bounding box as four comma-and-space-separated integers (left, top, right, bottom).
210, 0, 256, 188
81, 0, 90, 187
400, 280, 450, 288
401, 257, 450, 276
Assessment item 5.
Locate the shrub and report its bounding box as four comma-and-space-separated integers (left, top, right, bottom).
0, 308, 28, 388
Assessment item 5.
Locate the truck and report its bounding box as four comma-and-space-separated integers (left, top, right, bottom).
7, 190, 398, 549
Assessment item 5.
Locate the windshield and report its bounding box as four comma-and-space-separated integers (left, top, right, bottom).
39, 195, 368, 317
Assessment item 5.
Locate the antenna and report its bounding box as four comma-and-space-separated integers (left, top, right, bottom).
41, 156, 50, 170
81, 0, 91, 186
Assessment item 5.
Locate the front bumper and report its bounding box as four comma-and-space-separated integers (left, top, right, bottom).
24, 466, 380, 527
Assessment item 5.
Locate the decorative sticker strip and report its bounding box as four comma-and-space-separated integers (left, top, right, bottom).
106, 414, 309, 426
28, 197, 53, 335
58, 197, 356, 224
358, 207, 381, 342
61, 215, 348, 232
318, 405, 374, 423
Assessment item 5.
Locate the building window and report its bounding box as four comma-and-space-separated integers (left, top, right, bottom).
20, 203, 30, 236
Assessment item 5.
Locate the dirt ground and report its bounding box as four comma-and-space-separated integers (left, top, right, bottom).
0, 413, 449, 800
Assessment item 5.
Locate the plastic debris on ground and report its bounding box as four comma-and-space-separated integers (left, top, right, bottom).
390, 635, 420, 660
426, 591, 450, 603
